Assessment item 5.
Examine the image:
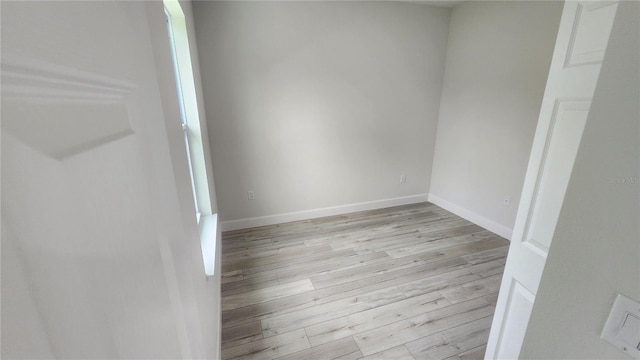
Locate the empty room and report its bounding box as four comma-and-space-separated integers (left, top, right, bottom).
1, 0, 638, 359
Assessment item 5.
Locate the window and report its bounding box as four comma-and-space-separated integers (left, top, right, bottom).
164, 0, 217, 276
165, 7, 200, 220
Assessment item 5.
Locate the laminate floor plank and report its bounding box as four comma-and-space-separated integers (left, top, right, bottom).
261, 285, 407, 337
352, 298, 495, 356
309, 255, 424, 289
340, 223, 474, 256
455, 345, 488, 360
241, 248, 358, 276
220, 203, 508, 360
439, 274, 503, 304
275, 251, 390, 284
222, 245, 334, 273
275, 335, 363, 360
221, 279, 315, 311
305, 291, 449, 347
222, 241, 316, 262
221, 273, 280, 296
396, 268, 481, 299
223, 257, 491, 329
222, 270, 245, 284
360, 345, 416, 360
461, 246, 509, 265
405, 316, 493, 359
467, 258, 507, 278
221, 329, 310, 360
227, 206, 440, 247
356, 257, 470, 288
303, 212, 462, 246
417, 237, 507, 264
384, 230, 498, 259
221, 321, 264, 350
482, 292, 499, 306
222, 281, 366, 329
325, 218, 471, 252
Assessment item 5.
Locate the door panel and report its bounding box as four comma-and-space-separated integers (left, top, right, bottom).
1, 1, 203, 358
495, 280, 535, 359
525, 101, 589, 252
565, 2, 619, 67
485, 2, 619, 358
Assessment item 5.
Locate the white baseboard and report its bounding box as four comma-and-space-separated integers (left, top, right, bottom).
427, 193, 513, 240
220, 194, 429, 232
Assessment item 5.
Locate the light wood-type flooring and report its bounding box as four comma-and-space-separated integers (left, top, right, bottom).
220, 202, 509, 360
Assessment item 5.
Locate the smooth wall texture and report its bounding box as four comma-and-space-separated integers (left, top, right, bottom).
429, 1, 563, 237
193, 1, 450, 221
521, 2, 640, 357
1, 1, 219, 358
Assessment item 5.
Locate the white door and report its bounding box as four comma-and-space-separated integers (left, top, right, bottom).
485, 1, 619, 358
1, 2, 210, 358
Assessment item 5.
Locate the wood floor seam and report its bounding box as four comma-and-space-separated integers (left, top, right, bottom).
220, 202, 508, 360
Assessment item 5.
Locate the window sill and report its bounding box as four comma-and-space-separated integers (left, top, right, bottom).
199, 213, 218, 277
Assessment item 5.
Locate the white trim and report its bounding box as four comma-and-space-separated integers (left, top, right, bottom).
1, 57, 134, 102
199, 213, 218, 276
427, 193, 513, 240
220, 194, 429, 232
164, 0, 213, 217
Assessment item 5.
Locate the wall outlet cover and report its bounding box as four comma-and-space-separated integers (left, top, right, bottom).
601, 293, 640, 358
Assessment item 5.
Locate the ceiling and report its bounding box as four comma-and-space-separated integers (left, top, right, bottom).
391, 0, 465, 7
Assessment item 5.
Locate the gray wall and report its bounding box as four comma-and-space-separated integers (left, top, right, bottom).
521, 1, 640, 357
193, 1, 451, 222
429, 1, 563, 238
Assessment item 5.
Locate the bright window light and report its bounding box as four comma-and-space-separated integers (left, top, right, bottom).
164, 0, 217, 275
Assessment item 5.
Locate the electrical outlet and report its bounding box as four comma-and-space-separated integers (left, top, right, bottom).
502, 196, 511, 206
400, 174, 407, 183
247, 190, 255, 200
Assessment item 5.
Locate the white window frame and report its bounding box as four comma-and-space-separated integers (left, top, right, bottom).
164, 0, 217, 276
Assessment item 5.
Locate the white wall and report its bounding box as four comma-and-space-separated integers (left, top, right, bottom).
429, 1, 563, 239
1, 1, 219, 358
193, 1, 451, 223
520, 1, 640, 357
